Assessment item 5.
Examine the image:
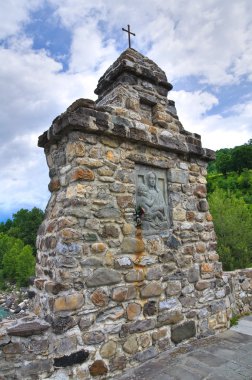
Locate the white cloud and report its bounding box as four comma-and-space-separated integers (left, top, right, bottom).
0, 0, 43, 39
172, 90, 252, 150
0, 0, 252, 219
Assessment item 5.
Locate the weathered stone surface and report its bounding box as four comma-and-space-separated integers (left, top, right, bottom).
173, 207, 186, 221
112, 286, 137, 302
182, 284, 194, 295
98, 166, 114, 176
66, 140, 86, 158
71, 168, 95, 182
121, 237, 145, 253
45, 281, 68, 295
146, 267, 162, 280
159, 297, 181, 311
96, 306, 124, 322
110, 182, 126, 193
143, 301, 157, 316
201, 263, 214, 273
83, 331, 105, 345
86, 268, 121, 287
102, 224, 120, 238
54, 350, 89, 368
90, 289, 109, 307
158, 337, 171, 350
157, 310, 184, 326
89, 360, 108, 377
194, 184, 207, 198
114, 256, 133, 269
140, 282, 163, 298
168, 169, 188, 184
91, 242, 107, 253
188, 265, 200, 283
138, 256, 157, 266
198, 199, 209, 212
196, 242, 206, 253
123, 335, 139, 354
195, 280, 211, 291
20, 359, 53, 377
2, 342, 24, 355
95, 206, 121, 219
7, 319, 50, 337
109, 355, 127, 371
51, 316, 77, 334
54, 293, 84, 312
126, 302, 142, 320
125, 270, 145, 282
100, 340, 117, 358
81, 257, 103, 268
48, 178, 60, 192
171, 320, 196, 343
179, 295, 196, 308
79, 316, 93, 330
165, 281, 182, 296
116, 195, 134, 209
120, 319, 156, 337
139, 333, 151, 348
60, 228, 82, 241
134, 347, 158, 363
152, 327, 167, 342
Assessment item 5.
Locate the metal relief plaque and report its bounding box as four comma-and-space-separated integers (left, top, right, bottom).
136, 165, 170, 235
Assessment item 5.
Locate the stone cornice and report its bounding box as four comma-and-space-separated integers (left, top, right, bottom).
38, 100, 215, 161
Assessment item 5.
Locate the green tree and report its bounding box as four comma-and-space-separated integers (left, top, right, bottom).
231, 144, 252, 173
209, 189, 252, 270
16, 245, 35, 287
215, 149, 232, 176
7, 207, 44, 253
0, 234, 35, 288
2, 238, 24, 281
0, 219, 13, 234
0, 233, 16, 269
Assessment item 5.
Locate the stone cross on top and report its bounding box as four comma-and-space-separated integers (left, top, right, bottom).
122, 24, 135, 48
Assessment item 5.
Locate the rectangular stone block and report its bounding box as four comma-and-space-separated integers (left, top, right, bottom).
168, 169, 189, 184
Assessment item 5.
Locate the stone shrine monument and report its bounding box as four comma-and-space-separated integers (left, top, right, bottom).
1, 48, 252, 380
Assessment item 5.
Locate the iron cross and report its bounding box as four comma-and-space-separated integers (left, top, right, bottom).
122, 24, 135, 49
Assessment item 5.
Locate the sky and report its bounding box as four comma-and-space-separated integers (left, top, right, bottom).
0, 0, 252, 221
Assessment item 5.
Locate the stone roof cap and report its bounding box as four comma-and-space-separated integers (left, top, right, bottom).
94, 48, 173, 98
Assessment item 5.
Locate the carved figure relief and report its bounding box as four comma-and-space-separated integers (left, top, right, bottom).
136, 168, 169, 234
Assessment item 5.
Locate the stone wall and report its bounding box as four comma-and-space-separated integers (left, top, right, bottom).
225, 269, 252, 316
0, 48, 251, 380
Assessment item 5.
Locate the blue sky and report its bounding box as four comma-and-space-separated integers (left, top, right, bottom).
0, 0, 252, 221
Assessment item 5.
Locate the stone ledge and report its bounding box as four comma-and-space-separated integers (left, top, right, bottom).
7, 317, 50, 337
38, 105, 215, 161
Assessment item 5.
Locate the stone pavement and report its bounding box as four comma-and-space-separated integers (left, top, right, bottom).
114, 316, 252, 380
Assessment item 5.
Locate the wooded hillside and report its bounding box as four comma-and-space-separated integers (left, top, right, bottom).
207, 140, 252, 270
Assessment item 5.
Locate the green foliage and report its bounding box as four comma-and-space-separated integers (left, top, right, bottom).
0, 233, 16, 270
232, 143, 252, 173
208, 140, 252, 176
208, 170, 252, 204
0, 234, 35, 288
0, 207, 43, 288
230, 314, 239, 327
16, 245, 35, 287
209, 189, 252, 270
0, 219, 13, 234
1, 207, 44, 254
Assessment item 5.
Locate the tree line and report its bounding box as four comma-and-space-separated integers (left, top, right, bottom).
0, 208, 44, 288
207, 140, 252, 271
208, 139, 252, 176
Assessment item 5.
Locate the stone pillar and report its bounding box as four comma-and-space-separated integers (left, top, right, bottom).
24, 48, 228, 377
